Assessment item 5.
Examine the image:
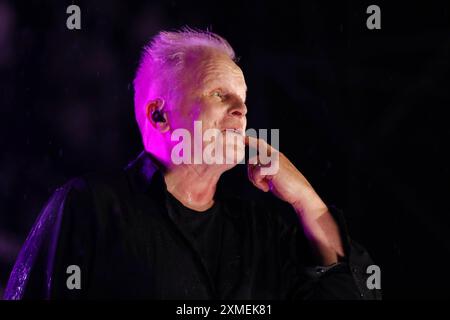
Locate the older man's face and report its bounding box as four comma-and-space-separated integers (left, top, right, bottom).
170, 49, 248, 165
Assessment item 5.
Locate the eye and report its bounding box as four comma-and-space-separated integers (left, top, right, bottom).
211, 90, 225, 99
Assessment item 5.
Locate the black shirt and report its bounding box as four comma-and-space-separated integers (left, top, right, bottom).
165, 191, 223, 286
4, 151, 382, 300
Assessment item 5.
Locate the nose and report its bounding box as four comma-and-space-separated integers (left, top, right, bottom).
228, 101, 247, 118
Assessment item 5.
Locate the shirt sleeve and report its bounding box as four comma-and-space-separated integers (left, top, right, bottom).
3, 178, 96, 300
279, 205, 382, 300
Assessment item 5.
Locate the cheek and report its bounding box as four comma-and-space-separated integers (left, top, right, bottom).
199, 103, 225, 128
187, 103, 202, 120
173, 101, 201, 130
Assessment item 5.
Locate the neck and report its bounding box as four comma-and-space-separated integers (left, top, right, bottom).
163, 164, 225, 212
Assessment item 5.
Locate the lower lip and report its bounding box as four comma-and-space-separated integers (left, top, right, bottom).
222, 130, 243, 136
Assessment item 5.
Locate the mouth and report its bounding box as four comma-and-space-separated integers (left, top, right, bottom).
221, 128, 244, 136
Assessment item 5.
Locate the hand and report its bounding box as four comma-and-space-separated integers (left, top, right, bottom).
245, 136, 328, 216
245, 136, 344, 263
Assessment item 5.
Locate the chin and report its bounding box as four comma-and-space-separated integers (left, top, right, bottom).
223, 143, 245, 165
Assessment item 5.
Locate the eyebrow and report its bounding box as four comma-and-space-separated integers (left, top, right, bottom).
201, 75, 246, 97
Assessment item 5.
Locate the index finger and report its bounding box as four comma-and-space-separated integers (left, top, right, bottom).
245, 135, 274, 156
244, 135, 272, 150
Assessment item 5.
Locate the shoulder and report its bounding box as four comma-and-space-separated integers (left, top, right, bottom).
48, 169, 132, 233
54, 169, 133, 239
60, 169, 131, 204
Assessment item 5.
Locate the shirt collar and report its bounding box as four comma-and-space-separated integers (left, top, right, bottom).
123, 150, 241, 218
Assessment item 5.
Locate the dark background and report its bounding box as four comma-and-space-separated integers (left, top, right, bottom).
1, 0, 449, 299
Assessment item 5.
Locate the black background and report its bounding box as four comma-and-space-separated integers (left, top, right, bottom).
1, 0, 449, 299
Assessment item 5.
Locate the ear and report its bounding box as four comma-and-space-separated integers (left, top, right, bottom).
145, 98, 170, 133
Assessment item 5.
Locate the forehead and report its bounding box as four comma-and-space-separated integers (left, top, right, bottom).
185, 50, 247, 98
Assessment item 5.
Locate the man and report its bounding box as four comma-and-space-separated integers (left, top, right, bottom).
5, 28, 381, 299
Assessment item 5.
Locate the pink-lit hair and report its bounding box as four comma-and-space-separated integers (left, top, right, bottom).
133, 27, 236, 139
